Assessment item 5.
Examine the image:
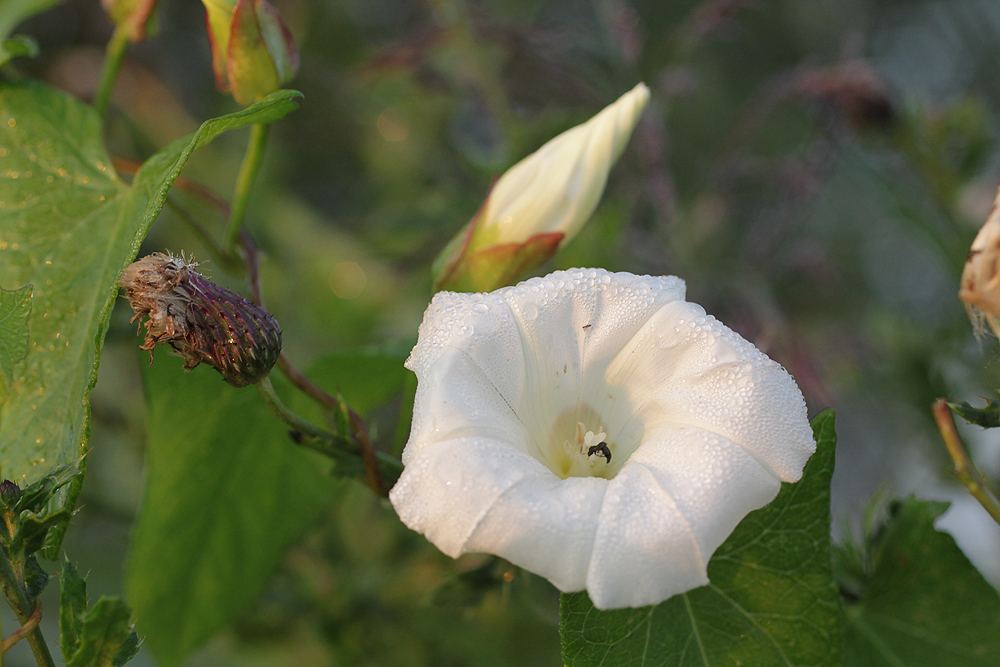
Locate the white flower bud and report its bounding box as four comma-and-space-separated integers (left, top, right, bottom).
472, 83, 650, 251
434, 84, 651, 292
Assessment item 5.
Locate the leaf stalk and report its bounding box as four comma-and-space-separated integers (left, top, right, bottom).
932, 398, 1000, 526
225, 122, 271, 251
94, 23, 130, 119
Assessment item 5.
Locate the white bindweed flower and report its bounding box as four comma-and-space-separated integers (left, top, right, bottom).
433, 84, 650, 292
390, 269, 816, 610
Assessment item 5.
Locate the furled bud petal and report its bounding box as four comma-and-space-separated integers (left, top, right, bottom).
102, 0, 159, 42
433, 83, 650, 293
961, 183, 1000, 341
119, 253, 282, 387
202, 0, 299, 105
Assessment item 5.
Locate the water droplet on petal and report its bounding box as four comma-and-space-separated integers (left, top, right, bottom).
523, 302, 539, 321
472, 303, 489, 313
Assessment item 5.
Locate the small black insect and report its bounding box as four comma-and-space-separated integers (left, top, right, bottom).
587, 441, 612, 463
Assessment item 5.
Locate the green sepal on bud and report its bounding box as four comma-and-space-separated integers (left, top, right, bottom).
102, 0, 159, 42
203, 0, 299, 106
432, 212, 564, 293
432, 83, 650, 293
119, 253, 282, 387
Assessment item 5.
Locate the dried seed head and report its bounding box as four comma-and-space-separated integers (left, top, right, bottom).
961, 186, 1000, 341
119, 252, 282, 387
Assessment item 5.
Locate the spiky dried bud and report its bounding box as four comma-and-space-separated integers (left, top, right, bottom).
119, 253, 282, 387
0, 480, 21, 504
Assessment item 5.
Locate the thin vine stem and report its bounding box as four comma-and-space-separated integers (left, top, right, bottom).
932, 398, 1000, 526
237, 231, 389, 495
94, 23, 130, 119
255, 376, 345, 454
3, 604, 41, 653
0, 553, 54, 667
225, 123, 271, 251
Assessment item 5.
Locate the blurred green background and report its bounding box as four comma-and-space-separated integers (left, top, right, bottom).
8, 0, 1000, 664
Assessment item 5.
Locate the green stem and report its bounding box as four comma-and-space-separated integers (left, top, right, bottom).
225, 123, 270, 252
255, 376, 403, 486
22, 629, 51, 667
94, 23, 130, 119
933, 399, 1000, 527
255, 376, 344, 452
0, 552, 53, 667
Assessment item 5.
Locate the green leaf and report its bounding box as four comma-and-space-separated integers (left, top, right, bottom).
561, 410, 843, 667
948, 399, 1000, 428
15, 458, 82, 513
0, 284, 31, 399
0, 0, 61, 66
841, 498, 1000, 666
111, 631, 141, 667
1, 35, 38, 61
60, 559, 88, 654
127, 350, 336, 667
23, 553, 48, 600
7, 460, 82, 557
0, 82, 300, 549
60, 560, 138, 667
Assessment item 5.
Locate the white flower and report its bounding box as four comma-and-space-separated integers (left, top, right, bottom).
390, 269, 815, 610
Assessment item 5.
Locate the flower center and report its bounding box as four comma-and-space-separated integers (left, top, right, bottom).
541, 405, 624, 479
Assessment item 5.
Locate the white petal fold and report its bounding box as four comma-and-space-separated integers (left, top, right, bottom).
391, 268, 815, 610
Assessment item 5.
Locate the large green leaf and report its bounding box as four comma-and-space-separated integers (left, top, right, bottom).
0, 0, 61, 66
841, 498, 1000, 666
128, 351, 337, 667
0, 81, 301, 502
0, 284, 31, 404
561, 410, 843, 667
127, 347, 408, 666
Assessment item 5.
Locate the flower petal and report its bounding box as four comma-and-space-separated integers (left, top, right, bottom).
462, 466, 606, 593
628, 424, 782, 562
403, 346, 529, 463
390, 437, 545, 557
390, 436, 606, 592
587, 462, 707, 610
604, 300, 815, 481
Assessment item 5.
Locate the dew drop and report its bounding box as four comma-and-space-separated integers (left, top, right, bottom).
472, 303, 488, 313
523, 302, 539, 321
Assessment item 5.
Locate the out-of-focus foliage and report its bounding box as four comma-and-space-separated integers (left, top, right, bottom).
5, 0, 1000, 665
837, 498, 1000, 666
